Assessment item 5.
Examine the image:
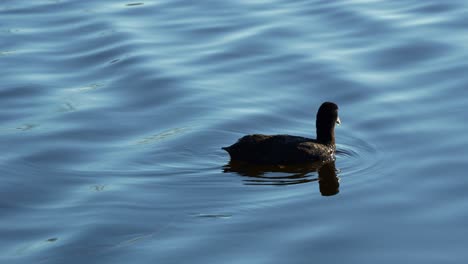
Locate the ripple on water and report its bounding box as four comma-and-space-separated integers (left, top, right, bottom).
336, 133, 382, 186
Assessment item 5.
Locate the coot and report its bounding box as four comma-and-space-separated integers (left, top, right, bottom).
222, 102, 340, 164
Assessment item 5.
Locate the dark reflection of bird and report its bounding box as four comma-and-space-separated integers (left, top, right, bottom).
223, 160, 340, 196
222, 102, 340, 164
317, 161, 340, 196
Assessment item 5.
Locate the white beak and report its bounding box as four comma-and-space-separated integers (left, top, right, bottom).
336, 116, 341, 126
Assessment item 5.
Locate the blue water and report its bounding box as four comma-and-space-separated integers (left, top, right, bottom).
1, 0, 468, 263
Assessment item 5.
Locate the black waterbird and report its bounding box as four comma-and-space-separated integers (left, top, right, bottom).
223, 102, 341, 164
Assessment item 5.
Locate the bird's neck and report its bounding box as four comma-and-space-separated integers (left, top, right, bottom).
316, 125, 335, 146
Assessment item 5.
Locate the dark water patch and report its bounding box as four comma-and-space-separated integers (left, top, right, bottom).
125, 3, 144, 7
409, 2, 459, 14
192, 213, 232, 219
364, 40, 451, 71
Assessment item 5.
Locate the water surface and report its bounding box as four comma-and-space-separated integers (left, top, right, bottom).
1, 0, 468, 263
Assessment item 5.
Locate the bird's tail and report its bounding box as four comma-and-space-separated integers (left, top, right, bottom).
222, 146, 230, 152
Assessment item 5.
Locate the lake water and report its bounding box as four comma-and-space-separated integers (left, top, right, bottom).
1, 0, 468, 263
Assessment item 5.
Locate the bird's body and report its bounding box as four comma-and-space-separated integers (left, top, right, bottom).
223, 102, 340, 164
222, 134, 334, 164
